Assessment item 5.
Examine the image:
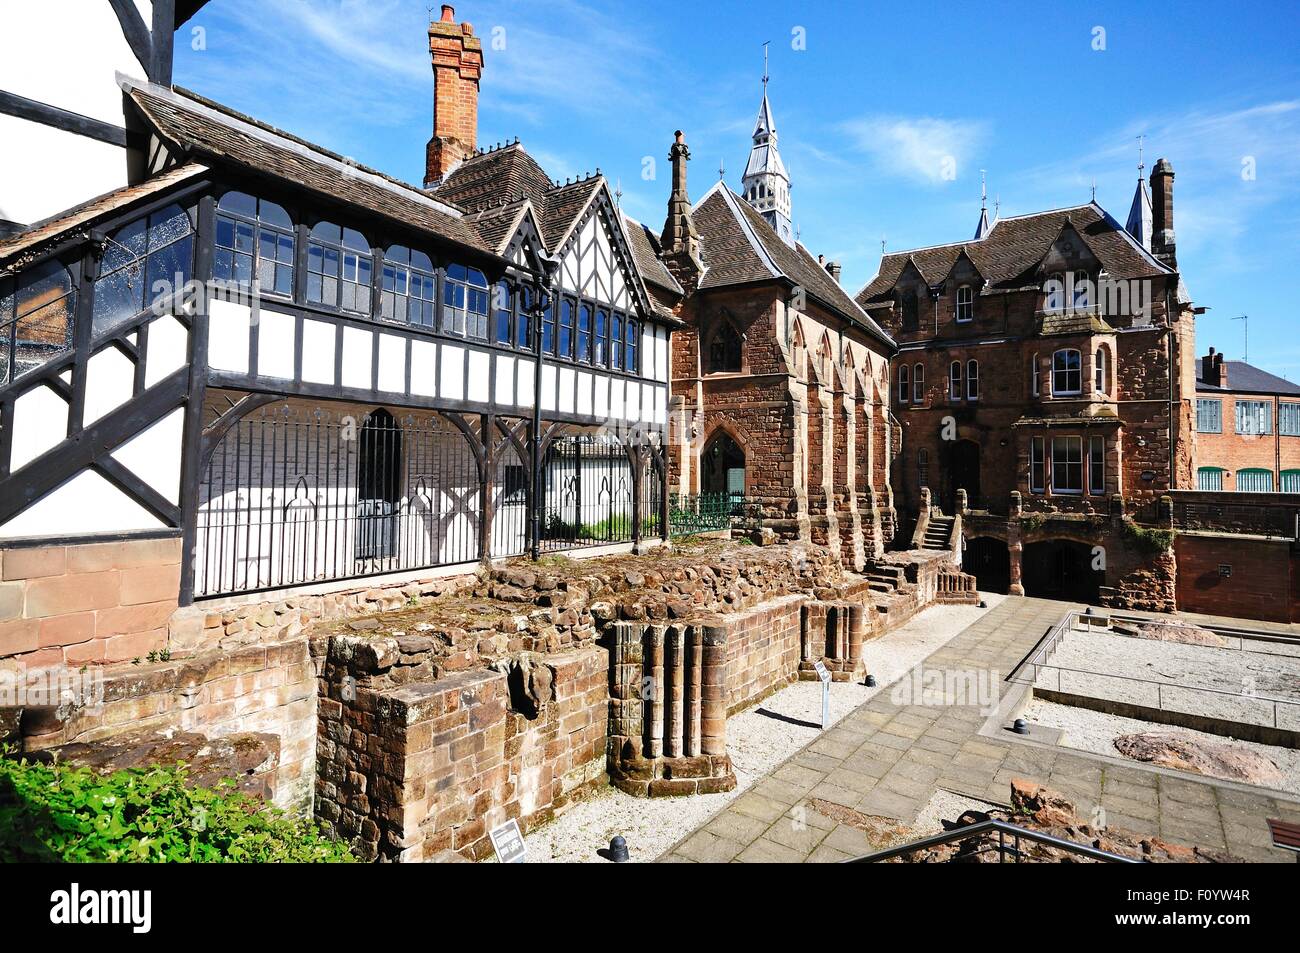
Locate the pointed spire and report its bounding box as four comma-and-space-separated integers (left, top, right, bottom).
973, 170, 992, 239
741, 43, 793, 245
1126, 135, 1153, 250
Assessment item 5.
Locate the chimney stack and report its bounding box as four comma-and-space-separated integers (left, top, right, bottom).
825, 260, 842, 284
1150, 157, 1176, 266
423, 6, 483, 189
660, 130, 702, 290
1201, 347, 1227, 387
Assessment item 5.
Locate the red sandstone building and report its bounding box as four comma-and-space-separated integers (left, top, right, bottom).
1195, 348, 1300, 493
855, 163, 1199, 605
646, 84, 900, 570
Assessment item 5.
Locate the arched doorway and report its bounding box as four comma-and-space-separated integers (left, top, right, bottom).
1022, 539, 1102, 603
964, 536, 1009, 593
702, 431, 744, 500
948, 439, 980, 511
357, 409, 401, 560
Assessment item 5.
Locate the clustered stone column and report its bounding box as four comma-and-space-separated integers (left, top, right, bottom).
798, 601, 866, 682
607, 621, 735, 796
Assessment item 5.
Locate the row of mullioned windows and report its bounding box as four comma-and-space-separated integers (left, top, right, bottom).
1029, 434, 1105, 495
210, 191, 641, 374
899, 348, 1109, 404
1196, 398, 1300, 436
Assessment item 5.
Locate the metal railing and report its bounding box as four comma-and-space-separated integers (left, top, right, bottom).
1006, 610, 1300, 731
668, 492, 759, 538
851, 819, 1142, 863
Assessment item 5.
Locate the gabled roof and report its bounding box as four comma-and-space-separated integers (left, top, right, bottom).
1197, 360, 1300, 396
434, 143, 556, 212
856, 202, 1173, 309
431, 144, 612, 258
692, 182, 893, 350
122, 76, 490, 254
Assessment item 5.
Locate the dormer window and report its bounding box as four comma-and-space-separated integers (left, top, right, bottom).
1045, 274, 1065, 312
956, 285, 974, 322
1052, 348, 1082, 396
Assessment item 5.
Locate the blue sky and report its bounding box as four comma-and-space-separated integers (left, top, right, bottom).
176, 0, 1300, 377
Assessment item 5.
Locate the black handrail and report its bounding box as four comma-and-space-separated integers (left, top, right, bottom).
848, 819, 1144, 863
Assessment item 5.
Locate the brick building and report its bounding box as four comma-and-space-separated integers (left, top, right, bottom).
854, 163, 1199, 607
1194, 348, 1300, 493
641, 82, 900, 569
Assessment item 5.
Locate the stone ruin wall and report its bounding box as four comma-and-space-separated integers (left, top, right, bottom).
3, 539, 974, 861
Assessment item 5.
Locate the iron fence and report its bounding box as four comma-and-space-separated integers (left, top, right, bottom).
194, 405, 482, 598
195, 404, 664, 597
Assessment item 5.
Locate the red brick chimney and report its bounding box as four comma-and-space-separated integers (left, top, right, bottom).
1201, 347, 1227, 387
1150, 157, 1176, 267
423, 5, 483, 189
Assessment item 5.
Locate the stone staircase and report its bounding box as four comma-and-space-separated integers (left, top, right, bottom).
922, 514, 955, 552
865, 564, 906, 595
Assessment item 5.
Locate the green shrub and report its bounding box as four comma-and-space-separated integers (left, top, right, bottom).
1122, 519, 1176, 557
0, 751, 354, 863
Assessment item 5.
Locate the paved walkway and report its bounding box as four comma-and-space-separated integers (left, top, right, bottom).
662, 597, 1300, 863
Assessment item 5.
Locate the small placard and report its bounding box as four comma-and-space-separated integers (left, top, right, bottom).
489, 819, 527, 864
1219, 564, 1232, 578
813, 660, 832, 684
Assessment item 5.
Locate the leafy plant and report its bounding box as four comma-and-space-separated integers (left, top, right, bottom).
1122, 519, 1176, 557
0, 750, 354, 863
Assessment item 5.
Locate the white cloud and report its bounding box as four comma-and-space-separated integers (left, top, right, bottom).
840, 116, 990, 185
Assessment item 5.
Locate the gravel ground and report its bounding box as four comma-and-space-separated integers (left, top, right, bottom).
1024, 698, 1300, 796
911, 788, 1002, 834
514, 594, 1006, 863
1035, 629, 1300, 728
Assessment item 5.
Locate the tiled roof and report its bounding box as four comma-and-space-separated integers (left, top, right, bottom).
461, 198, 530, 255
622, 216, 682, 296
434, 144, 555, 212
123, 78, 491, 254
855, 203, 1172, 308
693, 183, 894, 349
432, 145, 609, 257
0, 163, 209, 268
1197, 360, 1300, 396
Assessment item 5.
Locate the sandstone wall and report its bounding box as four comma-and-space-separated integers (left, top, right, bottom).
316, 635, 607, 861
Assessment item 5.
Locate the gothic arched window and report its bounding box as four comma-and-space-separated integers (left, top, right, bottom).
708, 320, 742, 373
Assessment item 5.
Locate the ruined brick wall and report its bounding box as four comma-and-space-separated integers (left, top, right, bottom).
724, 595, 804, 712
15, 636, 318, 813
317, 635, 607, 861
0, 536, 181, 668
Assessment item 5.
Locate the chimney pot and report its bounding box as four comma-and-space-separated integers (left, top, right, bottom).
440, 4, 455, 22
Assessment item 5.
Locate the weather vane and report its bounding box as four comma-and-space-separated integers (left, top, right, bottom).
762, 41, 770, 88
1137, 133, 1146, 176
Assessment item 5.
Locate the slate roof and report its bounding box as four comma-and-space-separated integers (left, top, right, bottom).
0, 162, 209, 268
855, 203, 1172, 309
622, 216, 682, 296
692, 183, 893, 349
1197, 360, 1300, 396
122, 77, 491, 254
